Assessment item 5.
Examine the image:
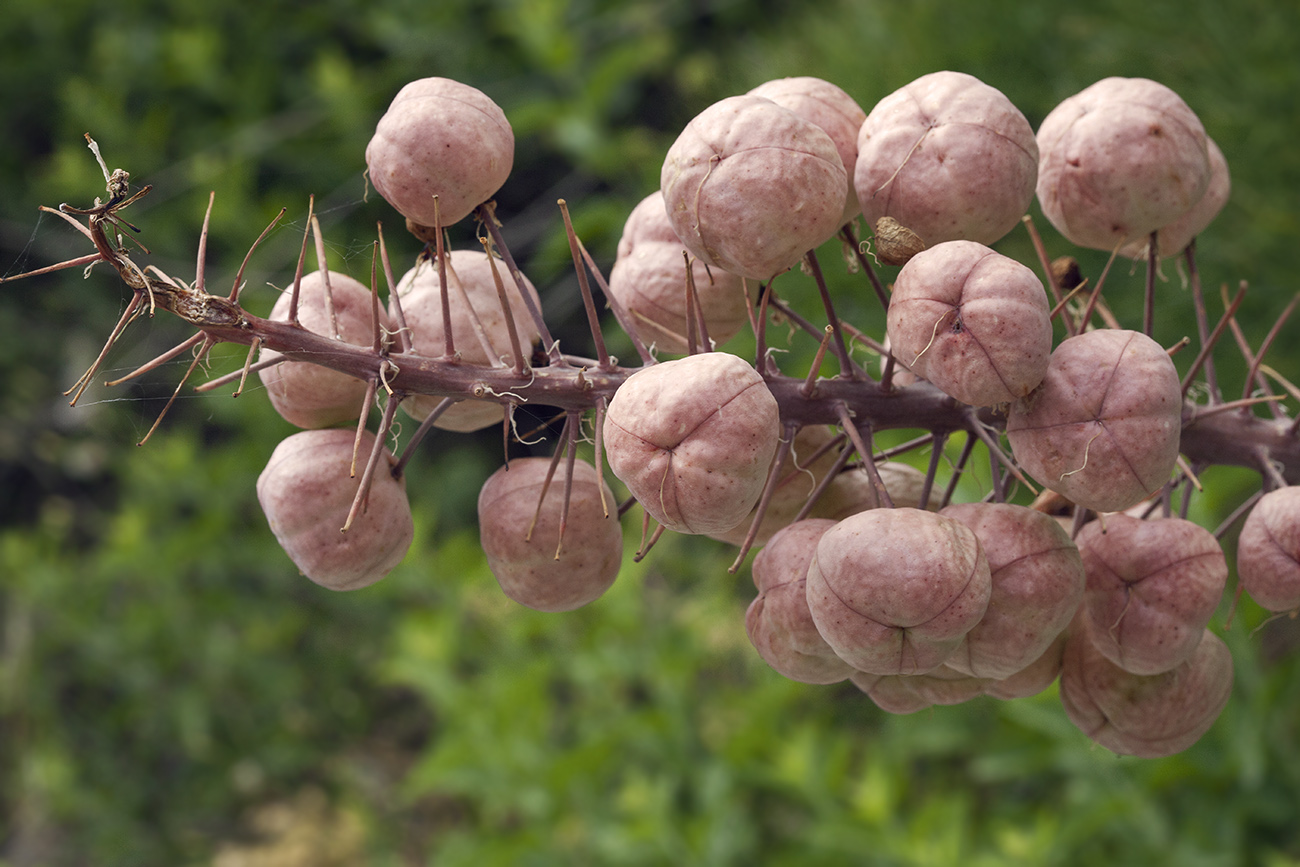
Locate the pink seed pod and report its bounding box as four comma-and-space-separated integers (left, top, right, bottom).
259, 271, 388, 429
851, 665, 986, 714
1118, 137, 1231, 261
886, 240, 1053, 407
854, 70, 1038, 246
609, 192, 748, 355
1059, 619, 1232, 758
745, 519, 854, 684
811, 461, 930, 520
709, 425, 843, 547
477, 457, 622, 612
365, 77, 514, 229
1076, 514, 1226, 675
603, 352, 780, 535
1036, 77, 1211, 252
805, 508, 992, 675
983, 631, 1069, 700
747, 76, 867, 227
256, 429, 414, 591
393, 249, 542, 432
1236, 486, 1300, 612
940, 503, 1086, 679
1006, 329, 1182, 513
661, 94, 847, 281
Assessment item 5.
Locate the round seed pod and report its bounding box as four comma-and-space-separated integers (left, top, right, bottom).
747, 76, 867, 227
940, 502, 1086, 679
854, 70, 1038, 246
608, 192, 748, 355
1036, 77, 1210, 252
1006, 329, 1182, 513
1237, 486, 1300, 612
1076, 514, 1226, 675
983, 631, 1069, 701
393, 249, 542, 432
256, 429, 414, 591
477, 457, 622, 612
365, 77, 514, 229
1059, 619, 1232, 758
886, 240, 1053, 407
811, 461, 931, 520
1118, 137, 1231, 261
806, 508, 992, 675
851, 665, 985, 714
603, 352, 780, 535
745, 519, 854, 684
661, 94, 847, 281
258, 271, 388, 430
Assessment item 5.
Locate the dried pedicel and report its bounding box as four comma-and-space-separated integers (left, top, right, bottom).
603, 352, 780, 535
393, 248, 543, 432
366, 77, 514, 229
1036, 76, 1210, 252
661, 94, 847, 280
477, 457, 622, 612
256, 429, 414, 591
805, 508, 992, 675
1236, 486, 1300, 612
259, 271, 389, 429
1006, 329, 1182, 513
854, 70, 1038, 246
608, 192, 747, 354
745, 519, 854, 684
886, 241, 1052, 407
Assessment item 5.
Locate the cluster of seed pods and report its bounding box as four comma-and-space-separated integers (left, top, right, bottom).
231, 69, 1300, 761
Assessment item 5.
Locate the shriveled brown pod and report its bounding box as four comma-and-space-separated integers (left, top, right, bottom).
854, 70, 1038, 246
1237, 486, 1300, 612
365, 77, 514, 229
747, 76, 867, 227
1006, 329, 1182, 513
477, 457, 622, 612
256, 429, 414, 591
259, 271, 388, 429
608, 192, 748, 354
661, 94, 847, 280
393, 249, 542, 432
886, 241, 1053, 407
1059, 619, 1232, 758
1076, 514, 1226, 675
1118, 137, 1231, 261
603, 352, 780, 535
940, 502, 1085, 679
745, 519, 854, 684
1036, 77, 1210, 252
805, 508, 992, 675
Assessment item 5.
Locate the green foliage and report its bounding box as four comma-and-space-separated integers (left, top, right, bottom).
1, 0, 1299, 864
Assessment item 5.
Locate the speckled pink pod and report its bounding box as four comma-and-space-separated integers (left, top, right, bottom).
1076, 515, 1226, 675
745, 519, 854, 684
1006, 329, 1182, 513
366, 77, 514, 228
609, 193, 747, 355
1236, 486, 1300, 612
747, 76, 867, 226
661, 94, 847, 280
259, 271, 388, 429
393, 249, 542, 432
477, 457, 622, 612
1118, 137, 1230, 261
886, 240, 1052, 407
1060, 620, 1232, 758
854, 70, 1038, 246
940, 503, 1085, 679
603, 352, 780, 535
850, 665, 985, 714
805, 508, 992, 675
257, 429, 413, 591
1036, 77, 1210, 252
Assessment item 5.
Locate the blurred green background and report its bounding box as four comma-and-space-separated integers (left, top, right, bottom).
2, 1, 1298, 864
